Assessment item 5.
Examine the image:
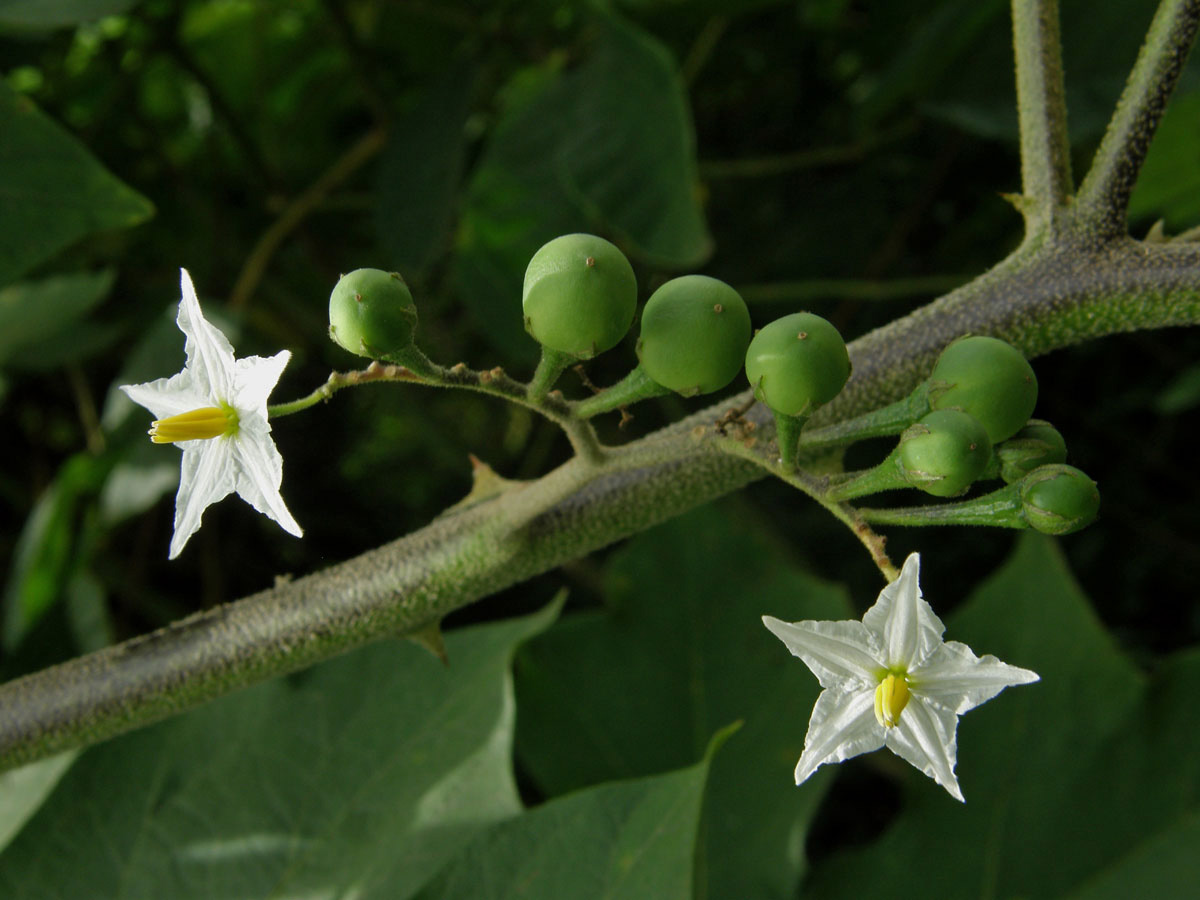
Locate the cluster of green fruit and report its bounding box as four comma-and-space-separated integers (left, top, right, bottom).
522, 233, 753, 404
324, 233, 1098, 536
325, 234, 852, 421
824, 335, 1099, 534
519, 234, 854, 427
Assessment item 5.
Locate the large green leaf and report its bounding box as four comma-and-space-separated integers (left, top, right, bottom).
803, 535, 1200, 899
374, 67, 475, 277
1, 452, 113, 653
1128, 88, 1200, 230
0, 751, 76, 855
0, 269, 117, 369
1066, 808, 1200, 900
0, 0, 136, 28
869, 0, 1170, 144
0, 604, 559, 899
455, 12, 711, 361
515, 504, 850, 900
1056, 646, 1200, 898
416, 731, 730, 900
0, 83, 152, 287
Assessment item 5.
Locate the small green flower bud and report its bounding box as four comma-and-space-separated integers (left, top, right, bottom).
996, 420, 1067, 483
1019, 464, 1099, 535
928, 336, 1037, 443
636, 275, 752, 396
744, 313, 851, 417
522, 233, 638, 359
898, 409, 991, 497
329, 268, 417, 359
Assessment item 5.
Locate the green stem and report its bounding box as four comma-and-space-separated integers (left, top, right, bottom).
708, 432, 899, 580
824, 450, 911, 503
573, 365, 670, 419
773, 411, 807, 468
381, 343, 441, 380
800, 386, 929, 452
272, 351, 606, 463
268, 363, 422, 418
527, 347, 575, 402
858, 483, 1026, 528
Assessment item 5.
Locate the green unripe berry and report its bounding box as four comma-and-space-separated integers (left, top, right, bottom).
522, 233, 637, 359
996, 420, 1067, 484
329, 268, 417, 358
1019, 464, 1099, 535
898, 409, 991, 497
928, 336, 1037, 443
744, 313, 851, 417
635, 275, 752, 396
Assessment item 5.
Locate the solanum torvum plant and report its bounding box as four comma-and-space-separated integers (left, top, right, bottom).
30, 229, 1084, 802
3, 8, 1200, 881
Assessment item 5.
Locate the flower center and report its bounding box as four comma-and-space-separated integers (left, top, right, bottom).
149, 404, 238, 444
874, 672, 911, 729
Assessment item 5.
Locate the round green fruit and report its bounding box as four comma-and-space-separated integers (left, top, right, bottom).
1019, 464, 1099, 535
996, 419, 1067, 483
636, 275, 752, 396
744, 313, 851, 417
898, 409, 991, 497
522, 233, 637, 359
928, 335, 1037, 443
329, 268, 417, 359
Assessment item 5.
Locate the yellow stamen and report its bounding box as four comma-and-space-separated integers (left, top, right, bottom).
149, 405, 237, 444
874, 673, 911, 728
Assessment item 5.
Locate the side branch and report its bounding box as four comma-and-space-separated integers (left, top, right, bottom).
3, 238, 1200, 771
1011, 0, 1073, 231
1074, 0, 1200, 240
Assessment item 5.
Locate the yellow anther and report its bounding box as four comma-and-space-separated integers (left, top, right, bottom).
874, 673, 911, 729
149, 405, 237, 444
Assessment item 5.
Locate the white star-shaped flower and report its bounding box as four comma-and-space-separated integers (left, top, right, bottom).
121, 268, 302, 559
763, 553, 1038, 801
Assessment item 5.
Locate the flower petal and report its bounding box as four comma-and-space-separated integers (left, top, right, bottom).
176, 268, 236, 401
862, 553, 945, 669
794, 687, 884, 785
169, 441, 236, 559
231, 423, 303, 538
884, 696, 964, 801
910, 640, 1039, 715
762, 616, 880, 689
232, 350, 291, 414
120, 372, 211, 420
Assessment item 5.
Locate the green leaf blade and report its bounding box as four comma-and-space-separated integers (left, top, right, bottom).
0, 84, 153, 287
0, 605, 558, 899
417, 756, 715, 900
515, 504, 851, 899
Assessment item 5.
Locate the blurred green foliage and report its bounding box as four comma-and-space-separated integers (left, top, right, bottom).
1, 0, 1199, 896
